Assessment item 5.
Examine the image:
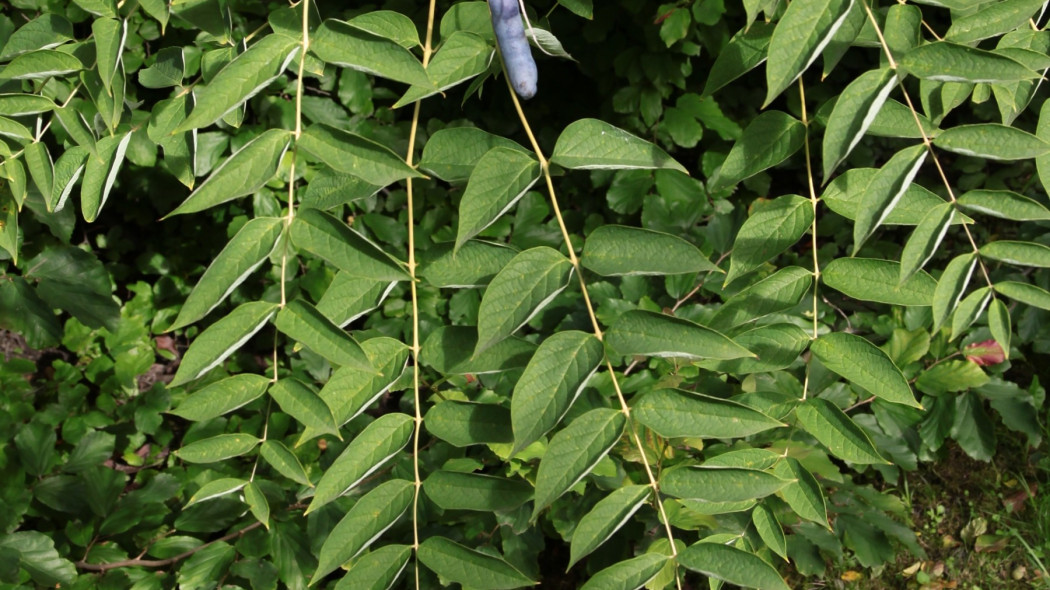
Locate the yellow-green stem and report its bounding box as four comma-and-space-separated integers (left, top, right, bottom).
861, 0, 995, 292
406, 2, 437, 588
798, 78, 820, 401
502, 67, 683, 590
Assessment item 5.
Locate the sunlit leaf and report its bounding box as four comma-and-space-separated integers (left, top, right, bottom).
532, 408, 625, 518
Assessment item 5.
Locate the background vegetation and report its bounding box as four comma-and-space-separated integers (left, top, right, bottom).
1, 0, 1049, 588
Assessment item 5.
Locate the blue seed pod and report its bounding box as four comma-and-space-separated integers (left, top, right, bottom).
488, 0, 538, 99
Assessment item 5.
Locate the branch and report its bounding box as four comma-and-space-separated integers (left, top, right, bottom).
74, 521, 264, 572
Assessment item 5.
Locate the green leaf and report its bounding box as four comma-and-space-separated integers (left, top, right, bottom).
882, 4, 921, 61
316, 274, 395, 328
0, 115, 33, 144
952, 287, 993, 339
697, 323, 811, 375
92, 18, 124, 92
80, 132, 132, 222
952, 391, 996, 461
916, 360, 990, 395
0, 277, 61, 348
302, 171, 381, 210
170, 374, 271, 421
419, 127, 528, 183
395, 31, 492, 107
138, 46, 185, 88
421, 326, 536, 375
900, 42, 1039, 83
771, 458, 829, 527
1038, 98, 1050, 195
753, 503, 788, 561
171, 217, 284, 330
244, 481, 269, 528
578, 553, 668, 590
956, 189, 1050, 221
475, 247, 573, 354
63, 431, 115, 473
0, 48, 81, 82
275, 299, 373, 371
605, 309, 753, 361
794, 398, 888, 464
934, 124, 1050, 160
169, 301, 279, 387
900, 203, 955, 283
0, 93, 54, 117
511, 331, 604, 454
455, 147, 540, 250
710, 266, 813, 331
822, 258, 936, 306
725, 195, 813, 285
559, 0, 593, 19
662, 466, 789, 503
764, 0, 854, 106
823, 68, 898, 180
332, 545, 411, 590
568, 485, 651, 569
23, 246, 120, 331
704, 22, 772, 96
932, 253, 977, 332
980, 240, 1050, 268
177, 434, 261, 463
945, 0, 1044, 44
0, 531, 76, 587
269, 378, 340, 439
314, 337, 409, 432
260, 440, 313, 487
13, 423, 54, 477
186, 478, 247, 506
581, 225, 718, 276
867, 98, 939, 138
710, 111, 805, 191
994, 281, 1050, 311
22, 142, 53, 202
533, 408, 626, 518
297, 123, 423, 187
811, 332, 919, 408
0, 14, 74, 61
347, 10, 420, 48
0, 190, 18, 263
176, 34, 300, 132
418, 537, 535, 590
307, 413, 413, 513
678, 541, 790, 590
175, 542, 235, 588
551, 118, 687, 172
311, 19, 431, 87
313, 479, 413, 584
424, 401, 513, 447
166, 129, 291, 217
419, 241, 517, 288
290, 208, 409, 281
822, 167, 967, 226
853, 144, 927, 253
423, 471, 532, 512
633, 389, 785, 439
49, 146, 88, 212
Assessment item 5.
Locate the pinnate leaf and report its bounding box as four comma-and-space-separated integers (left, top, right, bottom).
418, 537, 535, 589
532, 408, 625, 518
551, 119, 687, 172
810, 332, 919, 408
511, 331, 603, 454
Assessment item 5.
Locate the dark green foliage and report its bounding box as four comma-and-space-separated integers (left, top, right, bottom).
1, 0, 1049, 588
